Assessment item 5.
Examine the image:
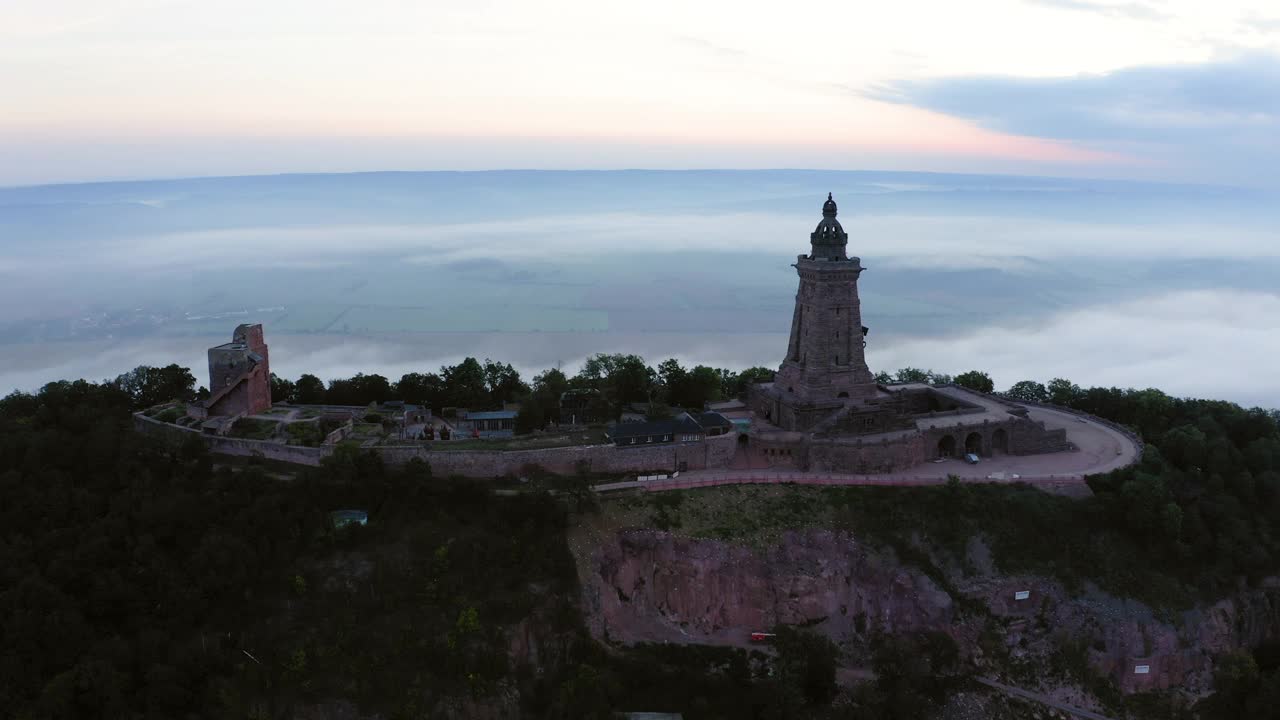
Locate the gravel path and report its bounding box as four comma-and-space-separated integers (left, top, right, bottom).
975, 677, 1119, 720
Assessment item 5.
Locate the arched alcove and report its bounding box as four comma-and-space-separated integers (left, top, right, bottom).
965, 432, 984, 456
992, 428, 1008, 455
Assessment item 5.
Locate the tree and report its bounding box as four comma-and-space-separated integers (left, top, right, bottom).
112, 364, 197, 409
514, 402, 546, 435
772, 626, 838, 706
874, 371, 893, 384
682, 366, 725, 409
395, 372, 444, 408
1208, 651, 1261, 718
953, 371, 994, 394
270, 373, 295, 403
532, 367, 570, 400
645, 403, 675, 421
863, 632, 960, 718
732, 367, 775, 398
482, 359, 528, 406
1004, 380, 1049, 403
657, 358, 686, 392
1047, 377, 1082, 406
657, 359, 724, 409
575, 353, 654, 415
325, 373, 392, 406
514, 368, 570, 434
294, 374, 326, 404
441, 358, 489, 409
529, 366, 570, 412
893, 367, 932, 383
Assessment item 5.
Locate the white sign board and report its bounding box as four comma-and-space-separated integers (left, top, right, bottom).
1134, 665, 1150, 675
1014, 590, 1030, 601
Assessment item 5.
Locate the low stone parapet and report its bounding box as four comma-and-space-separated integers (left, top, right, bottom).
134, 412, 739, 478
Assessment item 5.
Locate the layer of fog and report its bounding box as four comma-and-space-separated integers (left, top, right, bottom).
4, 288, 1276, 409
3, 171, 1276, 407
871, 289, 1280, 408
12, 213, 1280, 280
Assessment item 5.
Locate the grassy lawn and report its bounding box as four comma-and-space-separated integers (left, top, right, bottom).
228, 417, 280, 440
352, 423, 384, 436
153, 405, 186, 423
285, 420, 324, 446
603, 484, 834, 549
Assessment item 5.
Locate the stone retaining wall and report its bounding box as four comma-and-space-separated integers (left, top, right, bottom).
134, 413, 738, 478
1011, 397, 1147, 462
943, 386, 1146, 464
806, 433, 924, 473
135, 413, 333, 465
377, 433, 737, 477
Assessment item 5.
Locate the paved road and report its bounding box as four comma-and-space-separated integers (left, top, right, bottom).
976, 677, 1119, 720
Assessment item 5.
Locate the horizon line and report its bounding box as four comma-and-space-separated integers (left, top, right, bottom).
0, 166, 1258, 194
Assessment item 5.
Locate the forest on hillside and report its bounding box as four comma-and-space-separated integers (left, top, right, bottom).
2, 364, 1280, 718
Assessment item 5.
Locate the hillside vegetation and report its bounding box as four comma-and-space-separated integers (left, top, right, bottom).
2, 368, 1280, 718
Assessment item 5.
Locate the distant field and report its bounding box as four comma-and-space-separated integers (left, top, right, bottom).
333, 305, 609, 333
271, 305, 349, 333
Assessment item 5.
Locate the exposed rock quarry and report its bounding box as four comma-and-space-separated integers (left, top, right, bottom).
580, 528, 1280, 697
584, 528, 953, 646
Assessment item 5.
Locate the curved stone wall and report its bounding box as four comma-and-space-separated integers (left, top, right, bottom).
134, 413, 737, 478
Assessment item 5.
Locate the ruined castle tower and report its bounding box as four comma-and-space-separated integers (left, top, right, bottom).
763, 194, 878, 429
203, 323, 272, 417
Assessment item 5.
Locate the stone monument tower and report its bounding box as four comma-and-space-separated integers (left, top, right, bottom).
764, 193, 878, 429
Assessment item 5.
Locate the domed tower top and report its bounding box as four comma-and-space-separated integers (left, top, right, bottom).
810, 192, 848, 260
822, 191, 837, 216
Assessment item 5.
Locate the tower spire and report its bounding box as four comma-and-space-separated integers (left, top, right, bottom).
811, 192, 848, 260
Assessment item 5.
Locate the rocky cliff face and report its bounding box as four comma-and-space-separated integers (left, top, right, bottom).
585, 529, 953, 647
580, 528, 1280, 696
968, 574, 1280, 694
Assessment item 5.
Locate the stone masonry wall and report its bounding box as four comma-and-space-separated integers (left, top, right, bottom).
378, 433, 738, 477
920, 417, 1069, 460
134, 413, 737, 478
805, 433, 925, 473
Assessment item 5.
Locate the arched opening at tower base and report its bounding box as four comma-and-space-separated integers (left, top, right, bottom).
965, 432, 983, 456
938, 435, 957, 458
992, 428, 1008, 455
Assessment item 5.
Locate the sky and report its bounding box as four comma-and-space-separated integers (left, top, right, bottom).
2, 0, 1279, 186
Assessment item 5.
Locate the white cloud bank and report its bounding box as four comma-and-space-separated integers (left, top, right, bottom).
869, 289, 1280, 407
3, 289, 1277, 409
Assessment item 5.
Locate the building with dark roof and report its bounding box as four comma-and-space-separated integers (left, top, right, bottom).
608, 411, 729, 447
694, 411, 733, 436
458, 409, 518, 438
